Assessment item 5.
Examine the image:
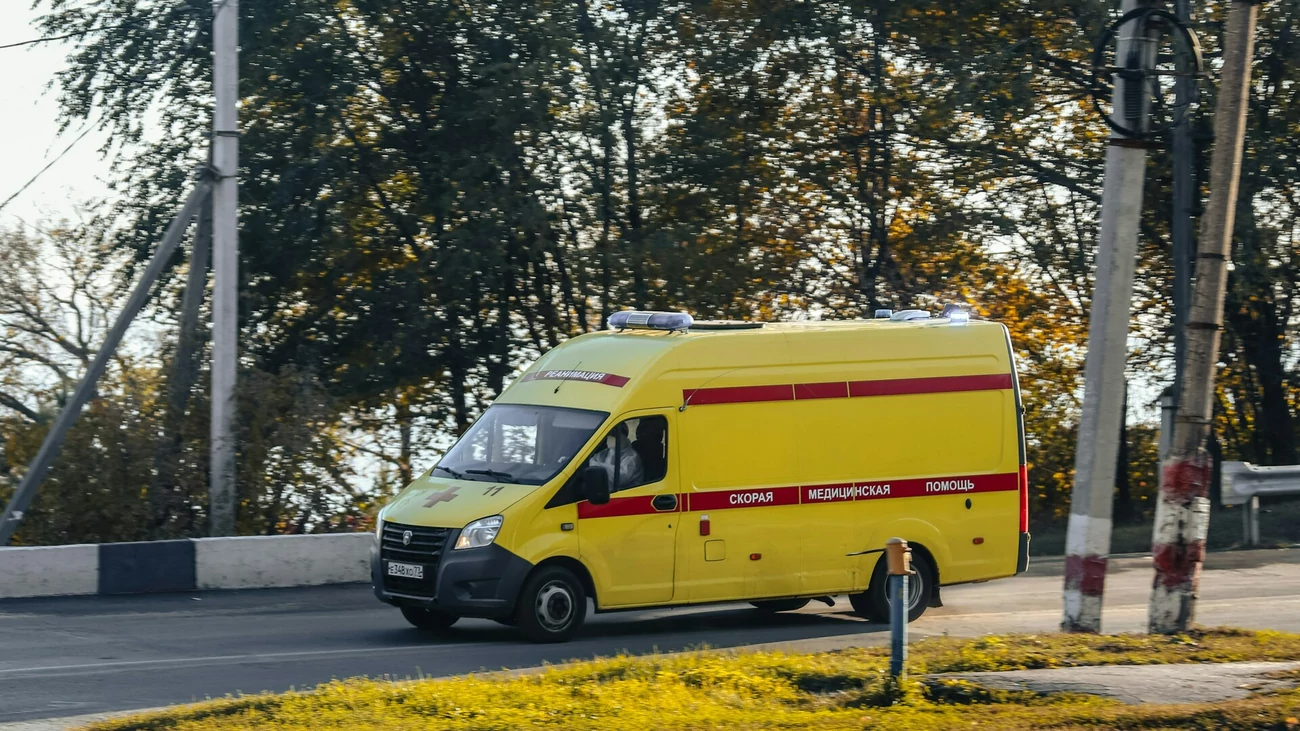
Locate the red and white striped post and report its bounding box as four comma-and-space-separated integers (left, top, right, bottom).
1149, 0, 1258, 634
1061, 0, 1156, 634
1149, 455, 1212, 630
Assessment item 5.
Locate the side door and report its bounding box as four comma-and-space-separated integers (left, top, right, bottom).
567, 411, 679, 607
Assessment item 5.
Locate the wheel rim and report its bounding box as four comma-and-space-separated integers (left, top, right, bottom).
907, 570, 924, 611
886, 571, 924, 612
535, 580, 574, 631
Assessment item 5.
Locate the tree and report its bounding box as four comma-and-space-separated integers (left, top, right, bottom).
24, 0, 1297, 545
0, 225, 116, 425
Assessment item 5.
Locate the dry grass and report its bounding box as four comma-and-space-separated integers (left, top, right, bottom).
85, 628, 1300, 731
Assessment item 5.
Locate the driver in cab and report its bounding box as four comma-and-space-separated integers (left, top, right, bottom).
587, 422, 643, 491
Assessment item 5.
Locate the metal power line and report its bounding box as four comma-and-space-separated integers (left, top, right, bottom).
0, 125, 97, 215
0, 30, 93, 51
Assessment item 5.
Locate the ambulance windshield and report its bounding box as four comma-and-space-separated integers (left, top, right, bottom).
433, 404, 607, 485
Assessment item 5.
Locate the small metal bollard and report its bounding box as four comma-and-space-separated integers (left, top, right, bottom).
886, 537, 912, 679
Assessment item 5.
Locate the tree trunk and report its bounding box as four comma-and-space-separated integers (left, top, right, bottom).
1226, 173, 1297, 465
396, 391, 413, 486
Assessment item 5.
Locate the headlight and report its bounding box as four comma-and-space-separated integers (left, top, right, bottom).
374, 514, 384, 538
455, 515, 503, 550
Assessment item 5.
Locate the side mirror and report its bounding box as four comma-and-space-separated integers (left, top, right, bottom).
581, 464, 611, 505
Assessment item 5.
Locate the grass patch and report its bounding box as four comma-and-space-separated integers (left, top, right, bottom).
914, 626, 1300, 672
86, 628, 1300, 731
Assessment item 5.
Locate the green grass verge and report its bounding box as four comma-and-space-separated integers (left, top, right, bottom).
85, 628, 1300, 730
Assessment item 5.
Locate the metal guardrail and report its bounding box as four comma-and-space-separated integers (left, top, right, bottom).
1221, 462, 1300, 546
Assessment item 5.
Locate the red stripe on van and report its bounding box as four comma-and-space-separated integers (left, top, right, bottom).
851, 473, 1019, 501
522, 370, 631, 387
576, 494, 680, 519
794, 382, 849, 400
847, 373, 1013, 398
683, 374, 1013, 407
683, 384, 793, 406
801, 483, 856, 503
574, 473, 1019, 519
687, 486, 800, 512
800, 474, 1018, 504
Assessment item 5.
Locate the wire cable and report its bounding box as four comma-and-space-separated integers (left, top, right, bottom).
0, 7, 206, 215
0, 30, 93, 51
0, 124, 98, 215
1, 6, 210, 52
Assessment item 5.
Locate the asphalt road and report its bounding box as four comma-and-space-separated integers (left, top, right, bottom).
5, 547, 1300, 726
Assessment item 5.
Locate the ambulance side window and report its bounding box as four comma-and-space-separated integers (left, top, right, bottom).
626, 416, 668, 487
548, 416, 670, 507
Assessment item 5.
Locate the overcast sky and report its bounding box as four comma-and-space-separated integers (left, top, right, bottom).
0, 3, 115, 231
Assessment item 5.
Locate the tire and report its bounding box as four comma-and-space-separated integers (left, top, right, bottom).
751, 598, 811, 613
849, 590, 882, 621
850, 552, 935, 623
515, 565, 587, 643
401, 605, 460, 632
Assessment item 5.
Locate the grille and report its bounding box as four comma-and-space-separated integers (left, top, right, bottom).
381, 521, 453, 597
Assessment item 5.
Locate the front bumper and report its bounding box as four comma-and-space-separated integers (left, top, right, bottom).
371, 536, 533, 619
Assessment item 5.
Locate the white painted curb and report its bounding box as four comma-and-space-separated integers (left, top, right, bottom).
0, 544, 99, 599
194, 533, 373, 590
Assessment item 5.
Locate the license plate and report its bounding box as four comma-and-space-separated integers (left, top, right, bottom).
387, 561, 424, 580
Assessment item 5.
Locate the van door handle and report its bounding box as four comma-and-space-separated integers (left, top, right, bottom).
652, 494, 678, 512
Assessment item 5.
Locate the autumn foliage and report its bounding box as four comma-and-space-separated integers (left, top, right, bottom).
0, 0, 1296, 544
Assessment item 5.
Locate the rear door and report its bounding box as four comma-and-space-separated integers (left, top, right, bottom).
572, 411, 679, 607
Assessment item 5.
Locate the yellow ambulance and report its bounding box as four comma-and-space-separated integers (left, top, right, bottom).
372, 308, 1030, 642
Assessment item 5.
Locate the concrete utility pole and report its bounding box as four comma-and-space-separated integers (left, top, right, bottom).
210, 0, 239, 536
1149, 0, 1258, 634
1062, 0, 1157, 634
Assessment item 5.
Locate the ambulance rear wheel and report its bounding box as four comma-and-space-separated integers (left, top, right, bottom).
853, 553, 934, 623
516, 565, 587, 643
751, 598, 810, 613
401, 606, 460, 632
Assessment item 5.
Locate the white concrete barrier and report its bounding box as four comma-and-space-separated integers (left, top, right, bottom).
194, 533, 373, 590
0, 544, 99, 598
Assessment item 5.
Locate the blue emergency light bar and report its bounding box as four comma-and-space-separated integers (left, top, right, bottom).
608, 310, 694, 331
941, 303, 973, 324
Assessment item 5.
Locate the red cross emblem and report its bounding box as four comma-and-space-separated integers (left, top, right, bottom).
423, 486, 460, 508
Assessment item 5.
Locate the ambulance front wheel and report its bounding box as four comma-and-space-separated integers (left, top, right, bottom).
401, 606, 460, 632
516, 565, 588, 643
851, 553, 934, 623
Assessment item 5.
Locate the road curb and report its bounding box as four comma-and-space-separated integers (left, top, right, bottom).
0, 533, 372, 599
0, 707, 173, 731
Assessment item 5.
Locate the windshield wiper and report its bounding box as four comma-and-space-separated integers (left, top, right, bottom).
433, 465, 466, 480
465, 468, 516, 482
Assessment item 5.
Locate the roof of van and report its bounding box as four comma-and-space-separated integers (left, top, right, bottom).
496, 318, 1014, 415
